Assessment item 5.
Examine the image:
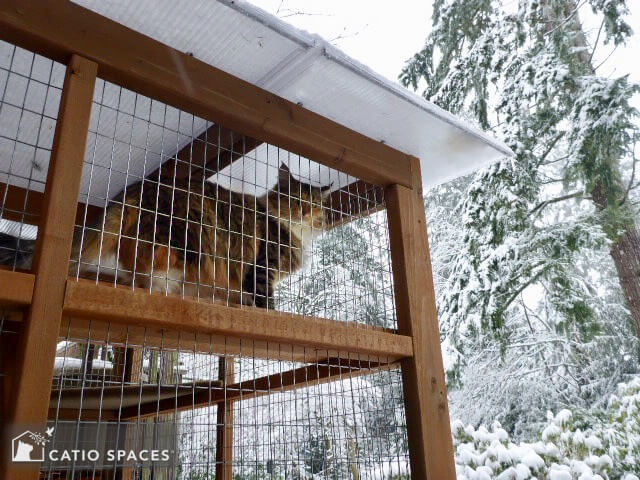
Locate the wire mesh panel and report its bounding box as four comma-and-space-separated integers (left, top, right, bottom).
69, 79, 398, 330
0, 41, 64, 271
44, 319, 409, 479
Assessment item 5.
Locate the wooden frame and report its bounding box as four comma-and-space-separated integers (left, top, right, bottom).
0, 270, 34, 307
0, 2, 456, 478
61, 280, 412, 361
386, 162, 457, 478
1, 54, 97, 478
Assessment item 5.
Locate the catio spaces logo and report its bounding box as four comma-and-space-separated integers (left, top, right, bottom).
9, 422, 175, 468
11, 427, 54, 462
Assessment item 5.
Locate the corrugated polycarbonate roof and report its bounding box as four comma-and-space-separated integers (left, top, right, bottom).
69, 0, 513, 188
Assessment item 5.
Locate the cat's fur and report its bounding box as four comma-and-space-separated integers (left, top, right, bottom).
0, 164, 330, 308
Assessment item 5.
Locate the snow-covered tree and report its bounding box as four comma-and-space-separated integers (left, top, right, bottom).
401, 0, 640, 434
402, 0, 639, 335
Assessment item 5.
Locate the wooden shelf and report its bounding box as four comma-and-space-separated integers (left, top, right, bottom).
61, 279, 413, 362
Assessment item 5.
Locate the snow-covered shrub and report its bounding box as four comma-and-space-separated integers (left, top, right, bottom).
453, 377, 640, 479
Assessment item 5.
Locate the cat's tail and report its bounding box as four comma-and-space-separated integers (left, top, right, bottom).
0, 232, 35, 269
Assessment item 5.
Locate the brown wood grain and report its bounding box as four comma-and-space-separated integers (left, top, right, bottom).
160, 124, 261, 186
1, 55, 97, 480
326, 179, 385, 228
0, 0, 413, 188
120, 359, 396, 420
215, 357, 235, 480
62, 279, 413, 361
386, 159, 456, 479
0, 269, 34, 306
45, 358, 397, 422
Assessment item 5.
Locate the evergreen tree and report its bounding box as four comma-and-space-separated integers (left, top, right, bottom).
402, 0, 640, 434
402, 0, 638, 348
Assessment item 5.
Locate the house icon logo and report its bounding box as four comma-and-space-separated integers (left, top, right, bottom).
11, 428, 53, 463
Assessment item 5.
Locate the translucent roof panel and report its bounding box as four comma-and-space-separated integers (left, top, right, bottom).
65, 1, 512, 188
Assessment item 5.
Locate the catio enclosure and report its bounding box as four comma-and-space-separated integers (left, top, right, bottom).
0, 1, 510, 479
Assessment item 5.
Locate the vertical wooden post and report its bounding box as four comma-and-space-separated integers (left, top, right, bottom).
386, 158, 456, 479
121, 347, 144, 480
1, 55, 97, 479
215, 356, 235, 480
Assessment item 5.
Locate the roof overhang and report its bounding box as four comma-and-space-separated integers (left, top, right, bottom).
71, 0, 513, 189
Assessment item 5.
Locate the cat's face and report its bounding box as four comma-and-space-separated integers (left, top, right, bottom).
276, 164, 331, 228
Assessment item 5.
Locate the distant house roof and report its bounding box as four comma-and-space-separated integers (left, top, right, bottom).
71, 0, 513, 189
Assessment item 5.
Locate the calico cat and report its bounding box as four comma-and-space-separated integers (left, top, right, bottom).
0, 164, 331, 308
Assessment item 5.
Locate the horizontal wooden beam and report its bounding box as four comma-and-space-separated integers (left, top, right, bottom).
47, 359, 397, 421
122, 360, 397, 420
326, 180, 385, 228
58, 316, 313, 363
160, 124, 261, 186
0, 182, 42, 226
0, 269, 34, 307
62, 280, 413, 360
0, 0, 414, 189
0, 181, 102, 227
2, 176, 386, 231
1, 127, 259, 228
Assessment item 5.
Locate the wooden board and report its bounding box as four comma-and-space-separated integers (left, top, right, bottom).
45, 359, 396, 421
1, 55, 97, 480
326, 179, 385, 228
0, 0, 414, 189
62, 279, 413, 361
386, 165, 456, 479
49, 381, 223, 411
0, 269, 34, 306
160, 124, 261, 185
215, 357, 234, 480
120, 359, 396, 420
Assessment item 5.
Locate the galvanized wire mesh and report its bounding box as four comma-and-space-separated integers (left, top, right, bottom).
43, 320, 410, 479
0, 41, 64, 271
0, 45, 410, 480
70, 80, 397, 330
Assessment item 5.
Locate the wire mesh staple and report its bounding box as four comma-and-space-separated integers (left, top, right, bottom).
69, 79, 398, 330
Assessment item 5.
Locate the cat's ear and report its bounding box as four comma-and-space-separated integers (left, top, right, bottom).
278, 163, 293, 186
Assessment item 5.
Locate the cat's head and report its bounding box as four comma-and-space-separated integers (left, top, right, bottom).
272, 163, 332, 228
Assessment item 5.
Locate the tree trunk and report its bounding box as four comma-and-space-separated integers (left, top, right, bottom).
609, 224, 640, 336
558, 2, 640, 338
592, 182, 640, 337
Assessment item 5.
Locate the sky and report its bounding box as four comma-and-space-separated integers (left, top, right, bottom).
247, 0, 640, 109
244, 0, 433, 83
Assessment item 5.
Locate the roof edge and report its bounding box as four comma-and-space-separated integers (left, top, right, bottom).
216, 0, 514, 159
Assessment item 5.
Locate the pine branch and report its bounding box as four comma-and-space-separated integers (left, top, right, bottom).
589, 18, 606, 64
543, 0, 588, 37
529, 191, 587, 217
594, 45, 619, 71
539, 132, 565, 163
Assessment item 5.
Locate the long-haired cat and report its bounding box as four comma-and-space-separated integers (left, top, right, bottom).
0, 163, 331, 309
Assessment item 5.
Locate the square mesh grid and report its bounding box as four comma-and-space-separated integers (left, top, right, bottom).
69, 79, 397, 330
43, 319, 410, 479
0, 41, 64, 271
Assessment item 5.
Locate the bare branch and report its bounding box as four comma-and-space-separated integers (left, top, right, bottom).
594, 45, 619, 71
589, 18, 605, 64
529, 191, 587, 217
